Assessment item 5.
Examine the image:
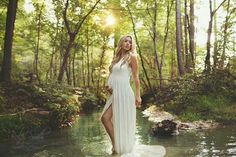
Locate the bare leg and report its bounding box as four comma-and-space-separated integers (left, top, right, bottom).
101, 105, 116, 154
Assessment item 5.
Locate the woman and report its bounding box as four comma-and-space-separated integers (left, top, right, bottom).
101, 35, 141, 155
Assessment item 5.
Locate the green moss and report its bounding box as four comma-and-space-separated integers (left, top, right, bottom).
179, 112, 202, 122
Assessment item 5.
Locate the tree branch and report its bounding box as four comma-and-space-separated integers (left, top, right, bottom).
63, 0, 71, 35
75, 0, 101, 34
146, 5, 154, 24
212, 0, 227, 16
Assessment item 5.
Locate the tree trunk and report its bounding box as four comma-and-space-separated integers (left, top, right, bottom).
57, 0, 101, 83
148, 0, 162, 88
170, 40, 175, 84
69, 62, 72, 85
57, 36, 74, 82
34, 4, 43, 84
219, 0, 231, 69
96, 36, 107, 95
213, 0, 218, 71
56, 26, 65, 80
81, 48, 85, 86
91, 46, 95, 85
184, 0, 189, 71
65, 65, 70, 85
46, 49, 54, 82
72, 47, 76, 86
127, 5, 156, 98
205, 0, 226, 73
189, 0, 195, 69
160, 0, 174, 88
46, 19, 59, 82
66, 55, 72, 85
0, 0, 18, 82
205, 0, 213, 73
176, 0, 185, 76
86, 26, 90, 87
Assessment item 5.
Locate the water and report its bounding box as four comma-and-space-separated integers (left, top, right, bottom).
0, 110, 236, 157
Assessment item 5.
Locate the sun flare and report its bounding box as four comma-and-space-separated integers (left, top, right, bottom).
106, 15, 116, 26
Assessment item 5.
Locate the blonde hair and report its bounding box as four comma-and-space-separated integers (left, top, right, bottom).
109, 35, 137, 72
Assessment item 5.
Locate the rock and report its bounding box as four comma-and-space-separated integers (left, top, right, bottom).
176, 120, 219, 131
152, 120, 178, 136
142, 105, 175, 123
143, 105, 219, 136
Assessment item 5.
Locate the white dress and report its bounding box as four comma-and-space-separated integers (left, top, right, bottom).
101, 58, 166, 157
101, 57, 136, 154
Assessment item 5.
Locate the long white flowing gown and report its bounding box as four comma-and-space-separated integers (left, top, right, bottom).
101, 58, 166, 157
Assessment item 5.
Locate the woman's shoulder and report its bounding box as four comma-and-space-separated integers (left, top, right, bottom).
129, 52, 138, 60
129, 52, 138, 58
129, 52, 138, 66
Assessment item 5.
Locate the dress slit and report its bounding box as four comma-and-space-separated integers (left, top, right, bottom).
100, 94, 113, 120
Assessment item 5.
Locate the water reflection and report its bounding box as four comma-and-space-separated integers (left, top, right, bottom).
192, 126, 236, 157
0, 110, 235, 157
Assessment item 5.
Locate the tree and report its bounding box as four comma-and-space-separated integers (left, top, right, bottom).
189, 0, 195, 69
146, 0, 161, 87
184, 0, 189, 71
0, 0, 18, 82
127, 4, 157, 99
175, 0, 185, 76
160, 0, 174, 88
219, 0, 231, 69
213, 0, 219, 71
205, 0, 226, 73
34, 2, 45, 83
57, 0, 101, 83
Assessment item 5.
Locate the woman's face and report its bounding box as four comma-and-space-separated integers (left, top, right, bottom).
121, 36, 132, 51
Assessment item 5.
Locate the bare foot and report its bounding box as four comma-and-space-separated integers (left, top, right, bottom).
112, 147, 117, 155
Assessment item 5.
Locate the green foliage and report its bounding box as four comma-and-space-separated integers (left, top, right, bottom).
213, 105, 236, 123
0, 114, 44, 138
79, 89, 99, 113
179, 112, 202, 122
0, 82, 82, 134
164, 71, 236, 122
28, 84, 81, 128
49, 103, 79, 128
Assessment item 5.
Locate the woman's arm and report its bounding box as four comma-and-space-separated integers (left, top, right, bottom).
130, 54, 142, 107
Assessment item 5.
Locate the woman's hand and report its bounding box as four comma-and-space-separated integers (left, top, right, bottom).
135, 96, 142, 108
105, 85, 113, 95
